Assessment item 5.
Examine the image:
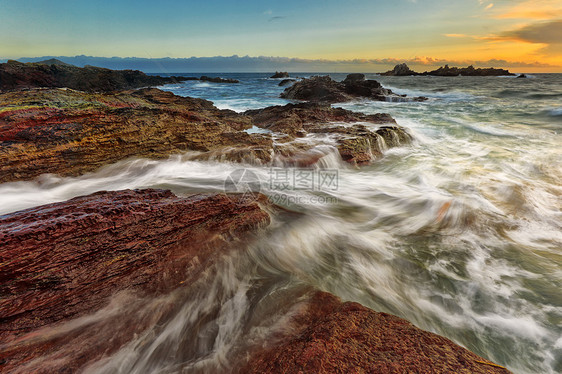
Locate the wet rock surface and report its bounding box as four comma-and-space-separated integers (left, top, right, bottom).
0, 189, 271, 372
0, 60, 191, 92
280, 74, 427, 103
0, 88, 413, 183
0, 87, 269, 183
245, 102, 396, 136
240, 291, 512, 374
246, 102, 411, 164
278, 78, 296, 86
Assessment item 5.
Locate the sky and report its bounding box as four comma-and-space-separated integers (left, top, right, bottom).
0, 0, 561, 72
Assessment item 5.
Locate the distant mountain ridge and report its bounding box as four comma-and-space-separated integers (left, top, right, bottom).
36, 58, 75, 67
1, 55, 550, 73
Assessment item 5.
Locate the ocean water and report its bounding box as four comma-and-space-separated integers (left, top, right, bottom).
1, 73, 561, 373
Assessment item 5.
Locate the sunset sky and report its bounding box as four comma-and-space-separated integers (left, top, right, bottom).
1, 0, 561, 72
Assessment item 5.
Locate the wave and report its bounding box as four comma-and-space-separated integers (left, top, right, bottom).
383, 85, 477, 102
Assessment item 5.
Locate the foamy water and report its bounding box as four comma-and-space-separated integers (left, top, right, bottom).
1, 73, 561, 373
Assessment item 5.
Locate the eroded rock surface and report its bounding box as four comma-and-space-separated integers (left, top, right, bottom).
240, 291, 512, 374
246, 102, 411, 164
0, 189, 270, 372
0, 87, 269, 182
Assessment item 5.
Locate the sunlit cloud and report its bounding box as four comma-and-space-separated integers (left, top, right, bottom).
495, 0, 562, 20
444, 34, 471, 38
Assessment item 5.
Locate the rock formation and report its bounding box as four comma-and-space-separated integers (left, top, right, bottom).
280, 74, 427, 103
240, 291, 512, 373
381, 63, 420, 76
278, 78, 296, 86
0, 88, 415, 183
381, 63, 515, 77
425, 65, 514, 76
270, 71, 289, 78
0, 60, 191, 92
246, 102, 411, 165
199, 75, 240, 83
0, 189, 271, 372
0, 88, 268, 183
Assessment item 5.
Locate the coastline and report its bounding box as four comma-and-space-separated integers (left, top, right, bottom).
2, 61, 560, 373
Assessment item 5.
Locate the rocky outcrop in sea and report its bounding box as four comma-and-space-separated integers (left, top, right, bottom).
280, 74, 428, 103
270, 71, 289, 78
381, 63, 515, 76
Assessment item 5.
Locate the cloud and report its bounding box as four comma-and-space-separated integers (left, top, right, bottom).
495, 0, 562, 20
499, 19, 562, 44
454, 19, 562, 58
8, 55, 556, 72
268, 16, 286, 22
485, 3, 494, 10
444, 34, 470, 38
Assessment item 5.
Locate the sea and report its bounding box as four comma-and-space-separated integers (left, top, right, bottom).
1, 73, 560, 373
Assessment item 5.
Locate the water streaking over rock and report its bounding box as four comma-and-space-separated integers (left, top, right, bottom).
0, 72, 560, 373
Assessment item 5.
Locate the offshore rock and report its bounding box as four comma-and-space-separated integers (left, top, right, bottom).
0, 60, 191, 92
0, 189, 271, 373
280, 74, 427, 103
381, 63, 420, 76
0, 87, 270, 183
425, 65, 514, 76
199, 75, 240, 83
271, 72, 289, 78
381, 63, 515, 77
240, 291, 512, 374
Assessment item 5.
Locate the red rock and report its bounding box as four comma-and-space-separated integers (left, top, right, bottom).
240, 291, 512, 374
0, 189, 270, 372
0, 88, 268, 183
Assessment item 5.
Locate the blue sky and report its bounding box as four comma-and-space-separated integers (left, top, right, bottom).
1, 0, 561, 71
